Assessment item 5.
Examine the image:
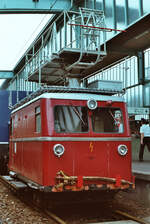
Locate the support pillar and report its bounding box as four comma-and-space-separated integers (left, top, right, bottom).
137, 51, 145, 85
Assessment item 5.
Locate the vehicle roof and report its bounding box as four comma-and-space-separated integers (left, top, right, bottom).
11, 92, 125, 114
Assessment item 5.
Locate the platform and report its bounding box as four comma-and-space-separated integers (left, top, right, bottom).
95, 217, 150, 223
95, 218, 150, 223
132, 161, 150, 181
132, 136, 150, 181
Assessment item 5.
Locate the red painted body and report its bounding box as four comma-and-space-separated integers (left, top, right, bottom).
9, 93, 134, 192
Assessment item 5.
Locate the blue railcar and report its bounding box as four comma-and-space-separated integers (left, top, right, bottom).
0, 90, 27, 174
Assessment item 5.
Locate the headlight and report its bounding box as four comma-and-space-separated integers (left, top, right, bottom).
87, 99, 97, 110
118, 145, 128, 156
53, 144, 65, 157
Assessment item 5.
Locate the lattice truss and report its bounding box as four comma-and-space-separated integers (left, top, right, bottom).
67, 7, 106, 53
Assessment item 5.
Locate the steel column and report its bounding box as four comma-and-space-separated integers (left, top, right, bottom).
139, 0, 143, 17
137, 51, 145, 85
124, 0, 129, 26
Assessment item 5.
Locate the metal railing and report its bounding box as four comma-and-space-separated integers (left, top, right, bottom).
8, 8, 107, 91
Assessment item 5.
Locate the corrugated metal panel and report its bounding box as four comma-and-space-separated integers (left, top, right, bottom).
124, 85, 143, 108
88, 55, 148, 108
89, 56, 138, 87
144, 83, 150, 107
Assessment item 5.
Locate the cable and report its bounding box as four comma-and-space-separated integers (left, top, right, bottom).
50, 0, 58, 10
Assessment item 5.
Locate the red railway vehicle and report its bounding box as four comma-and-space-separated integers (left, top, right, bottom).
8, 86, 135, 195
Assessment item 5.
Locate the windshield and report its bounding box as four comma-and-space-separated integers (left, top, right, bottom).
54, 105, 88, 133
91, 107, 124, 133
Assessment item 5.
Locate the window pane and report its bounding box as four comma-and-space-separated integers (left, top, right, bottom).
92, 107, 124, 133
35, 106, 40, 114
95, 0, 103, 10
128, 0, 140, 24
36, 114, 41, 132
116, 0, 126, 30
143, 0, 150, 14
54, 106, 88, 133
35, 106, 41, 132
85, 0, 94, 9
105, 0, 114, 40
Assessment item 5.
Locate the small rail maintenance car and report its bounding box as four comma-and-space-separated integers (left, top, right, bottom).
8, 86, 135, 197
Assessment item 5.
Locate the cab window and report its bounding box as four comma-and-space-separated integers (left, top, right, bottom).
92, 107, 124, 133
54, 105, 88, 133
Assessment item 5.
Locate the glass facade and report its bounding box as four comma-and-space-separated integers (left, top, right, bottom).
85, 0, 94, 9
116, 0, 126, 30
143, 0, 150, 14
128, 0, 140, 24
105, 0, 114, 39
95, 0, 103, 10
73, 0, 144, 38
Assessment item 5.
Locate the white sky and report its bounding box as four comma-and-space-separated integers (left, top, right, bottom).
0, 14, 52, 85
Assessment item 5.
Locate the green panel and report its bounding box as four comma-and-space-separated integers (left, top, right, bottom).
0, 0, 72, 13
0, 71, 13, 79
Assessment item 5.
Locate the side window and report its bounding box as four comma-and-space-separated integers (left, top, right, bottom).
35, 106, 41, 133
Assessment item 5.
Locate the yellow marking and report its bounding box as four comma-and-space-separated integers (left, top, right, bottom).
89, 142, 94, 152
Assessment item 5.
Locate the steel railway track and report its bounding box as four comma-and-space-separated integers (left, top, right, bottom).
0, 175, 67, 224
0, 175, 149, 224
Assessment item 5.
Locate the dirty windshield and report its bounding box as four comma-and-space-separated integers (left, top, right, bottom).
54, 105, 88, 133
